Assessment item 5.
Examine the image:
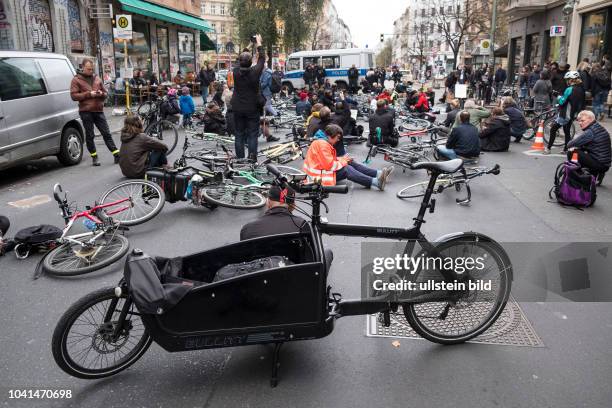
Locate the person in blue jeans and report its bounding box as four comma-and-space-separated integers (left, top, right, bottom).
436, 111, 481, 160
179, 86, 195, 128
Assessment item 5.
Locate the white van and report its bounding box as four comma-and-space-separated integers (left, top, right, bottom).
283, 48, 375, 92
0, 51, 84, 171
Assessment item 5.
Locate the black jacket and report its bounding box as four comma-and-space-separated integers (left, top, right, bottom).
240, 207, 309, 241
567, 122, 611, 168
307, 117, 331, 139
348, 67, 359, 82
447, 123, 480, 157
230, 47, 265, 113
368, 108, 394, 139
479, 115, 511, 152
316, 67, 326, 81
443, 108, 460, 128
503, 104, 528, 132
591, 68, 612, 95
494, 68, 507, 83
199, 68, 215, 87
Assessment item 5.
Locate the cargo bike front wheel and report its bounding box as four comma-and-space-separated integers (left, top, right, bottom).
52, 287, 152, 379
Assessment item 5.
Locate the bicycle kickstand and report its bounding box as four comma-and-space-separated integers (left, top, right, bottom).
270, 342, 284, 388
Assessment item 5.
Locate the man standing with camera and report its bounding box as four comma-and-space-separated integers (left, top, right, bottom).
70, 59, 119, 166
231, 34, 266, 160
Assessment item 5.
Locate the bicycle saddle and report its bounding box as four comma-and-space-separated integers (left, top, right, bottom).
412, 159, 463, 174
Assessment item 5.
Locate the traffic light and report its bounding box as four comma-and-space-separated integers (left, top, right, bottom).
380, 34, 384, 43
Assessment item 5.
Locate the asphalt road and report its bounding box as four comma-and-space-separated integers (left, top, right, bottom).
1, 116, 611, 408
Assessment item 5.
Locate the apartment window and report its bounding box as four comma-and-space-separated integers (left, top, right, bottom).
201, 2, 206, 14
437, 24, 442, 33
220, 4, 225, 15
210, 3, 216, 15
414, 10, 417, 18
430, 23, 434, 33
211, 22, 216, 31
431, 8, 435, 16
447, 5, 452, 13
220, 24, 225, 34
457, 5, 460, 14
437, 40, 441, 48
439, 6, 443, 14
429, 40, 434, 48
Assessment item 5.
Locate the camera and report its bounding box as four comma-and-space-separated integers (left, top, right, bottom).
250, 35, 257, 44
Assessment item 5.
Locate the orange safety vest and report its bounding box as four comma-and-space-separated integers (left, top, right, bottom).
227, 70, 234, 88
302, 139, 346, 186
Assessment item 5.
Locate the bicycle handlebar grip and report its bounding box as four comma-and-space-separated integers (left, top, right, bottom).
53, 183, 63, 203
266, 164, 282, 178
490, 164, 501, 175
323, 185, 349, 194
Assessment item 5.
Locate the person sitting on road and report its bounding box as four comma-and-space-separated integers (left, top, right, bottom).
376, 88, 393, 104
306, 103, 323, 128
307, 106, 332, 139
501, 97, 528, 143
443, 99, 461, 128
203, 103, 227, 135
240, 185, 308, 241
331, 101, 351, 133
479, 107, 511, 152
453, 99, 490, 129
160, 88, 181, 121
411, 89, 430, 113
303, 124, 393, 191
368, 99, 396, 146
118, 115, 169, 179
296, 92, 312, 117
438, 111, 481, 160
567, 110, 611, 185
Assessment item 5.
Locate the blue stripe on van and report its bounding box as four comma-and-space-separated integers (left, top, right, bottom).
284, 68, 367, 80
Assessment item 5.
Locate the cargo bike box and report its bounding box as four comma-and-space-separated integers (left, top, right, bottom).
124, 228, 332, 357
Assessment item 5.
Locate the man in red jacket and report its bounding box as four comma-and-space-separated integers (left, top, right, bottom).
70, 59, 119, 166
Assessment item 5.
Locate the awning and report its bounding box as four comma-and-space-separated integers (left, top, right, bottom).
119, 0, 213, 32
200, 32, 216, 51
494, 44, 508, 57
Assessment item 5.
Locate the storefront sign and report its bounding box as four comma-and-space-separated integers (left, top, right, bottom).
115, 14, 132, 40
550, 26, 566, 37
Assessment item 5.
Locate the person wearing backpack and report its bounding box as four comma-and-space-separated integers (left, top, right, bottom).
260, 67, 281, 142
590, 63, 611, 121
567, 110, 611, 184
160, 88, 181, 120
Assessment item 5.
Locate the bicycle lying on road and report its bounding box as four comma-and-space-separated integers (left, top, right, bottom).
52, 160, 512, 387
397, 164, 501, 205
40, 181, 165, 276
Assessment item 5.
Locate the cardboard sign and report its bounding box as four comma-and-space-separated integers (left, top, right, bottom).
455, 84, 468, 99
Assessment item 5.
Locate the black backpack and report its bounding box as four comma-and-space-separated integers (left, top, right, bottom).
270, 71, 282, 93
14, 225, 62, 244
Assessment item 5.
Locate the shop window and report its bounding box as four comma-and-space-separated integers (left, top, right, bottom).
178, 31, 195, 76
0, 57, 47, 100
67, 0, 83, 52
28, 0, 54, 52
114, 20, 151, 79
579, 10, 608, 63
157, 27, 169, 80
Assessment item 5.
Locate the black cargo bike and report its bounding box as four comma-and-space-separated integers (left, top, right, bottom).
52, 160, 513, 387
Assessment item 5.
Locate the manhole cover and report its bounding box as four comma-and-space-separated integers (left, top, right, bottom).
366, 297, 544, 347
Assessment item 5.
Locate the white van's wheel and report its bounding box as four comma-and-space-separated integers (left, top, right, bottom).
57, 127, 83, 166
282, 82, 294, 93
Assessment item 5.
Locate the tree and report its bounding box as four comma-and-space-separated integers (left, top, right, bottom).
310, 13, 333, 50
407, 21, 429, 76
231, 0, 324, 65
376, 40, 393, 67
432, 0, 488, 69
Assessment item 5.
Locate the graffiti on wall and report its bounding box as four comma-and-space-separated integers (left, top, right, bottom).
0, 0, 15, 50
28, 0, 54, 52
66, 0, 82, 51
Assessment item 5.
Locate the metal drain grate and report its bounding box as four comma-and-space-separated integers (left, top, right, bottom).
366, 297, 544, 347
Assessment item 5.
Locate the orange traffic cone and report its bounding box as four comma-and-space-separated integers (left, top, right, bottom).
570, 151, 579, 163
531, 120, 545, 151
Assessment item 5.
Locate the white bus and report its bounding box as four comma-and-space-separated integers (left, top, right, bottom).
282, 48, 375, 92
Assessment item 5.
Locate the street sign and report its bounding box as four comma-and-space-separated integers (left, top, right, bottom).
550, 26, 566, 37
115, 14, 132, 40
480, 39, 491, 50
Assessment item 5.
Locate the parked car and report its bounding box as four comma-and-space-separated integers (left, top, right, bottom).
0, 51, 84, 171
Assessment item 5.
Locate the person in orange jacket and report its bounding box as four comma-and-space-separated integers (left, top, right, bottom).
303, 124, 393, 190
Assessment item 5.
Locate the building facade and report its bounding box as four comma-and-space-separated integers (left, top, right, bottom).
0, 0, 211, 82
505, 0, 610, 80
200, 0, 237, 69
310, 0, 353, 50
392, 8, 410, 66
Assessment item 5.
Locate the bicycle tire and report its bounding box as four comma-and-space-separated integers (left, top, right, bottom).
137, 101, 155, 117
52, 287, 151, 379
99, 180, 165, 226
397, 181, 431, 199
403, 237, 512, 345
43, 234, 129, 276
542, 118, 575, 147
202, 184, 266, 209
145, 120, 179, 154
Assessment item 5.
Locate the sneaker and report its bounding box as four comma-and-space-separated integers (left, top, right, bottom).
383, 166, 394, 184
114, 154, 120, 164
267, 135, 280, 142
376, 172, 387, 191
92, 156, 101, 166
542, 148, 551, 155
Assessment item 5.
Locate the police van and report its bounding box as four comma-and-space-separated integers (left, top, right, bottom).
282, 48, 375, 92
